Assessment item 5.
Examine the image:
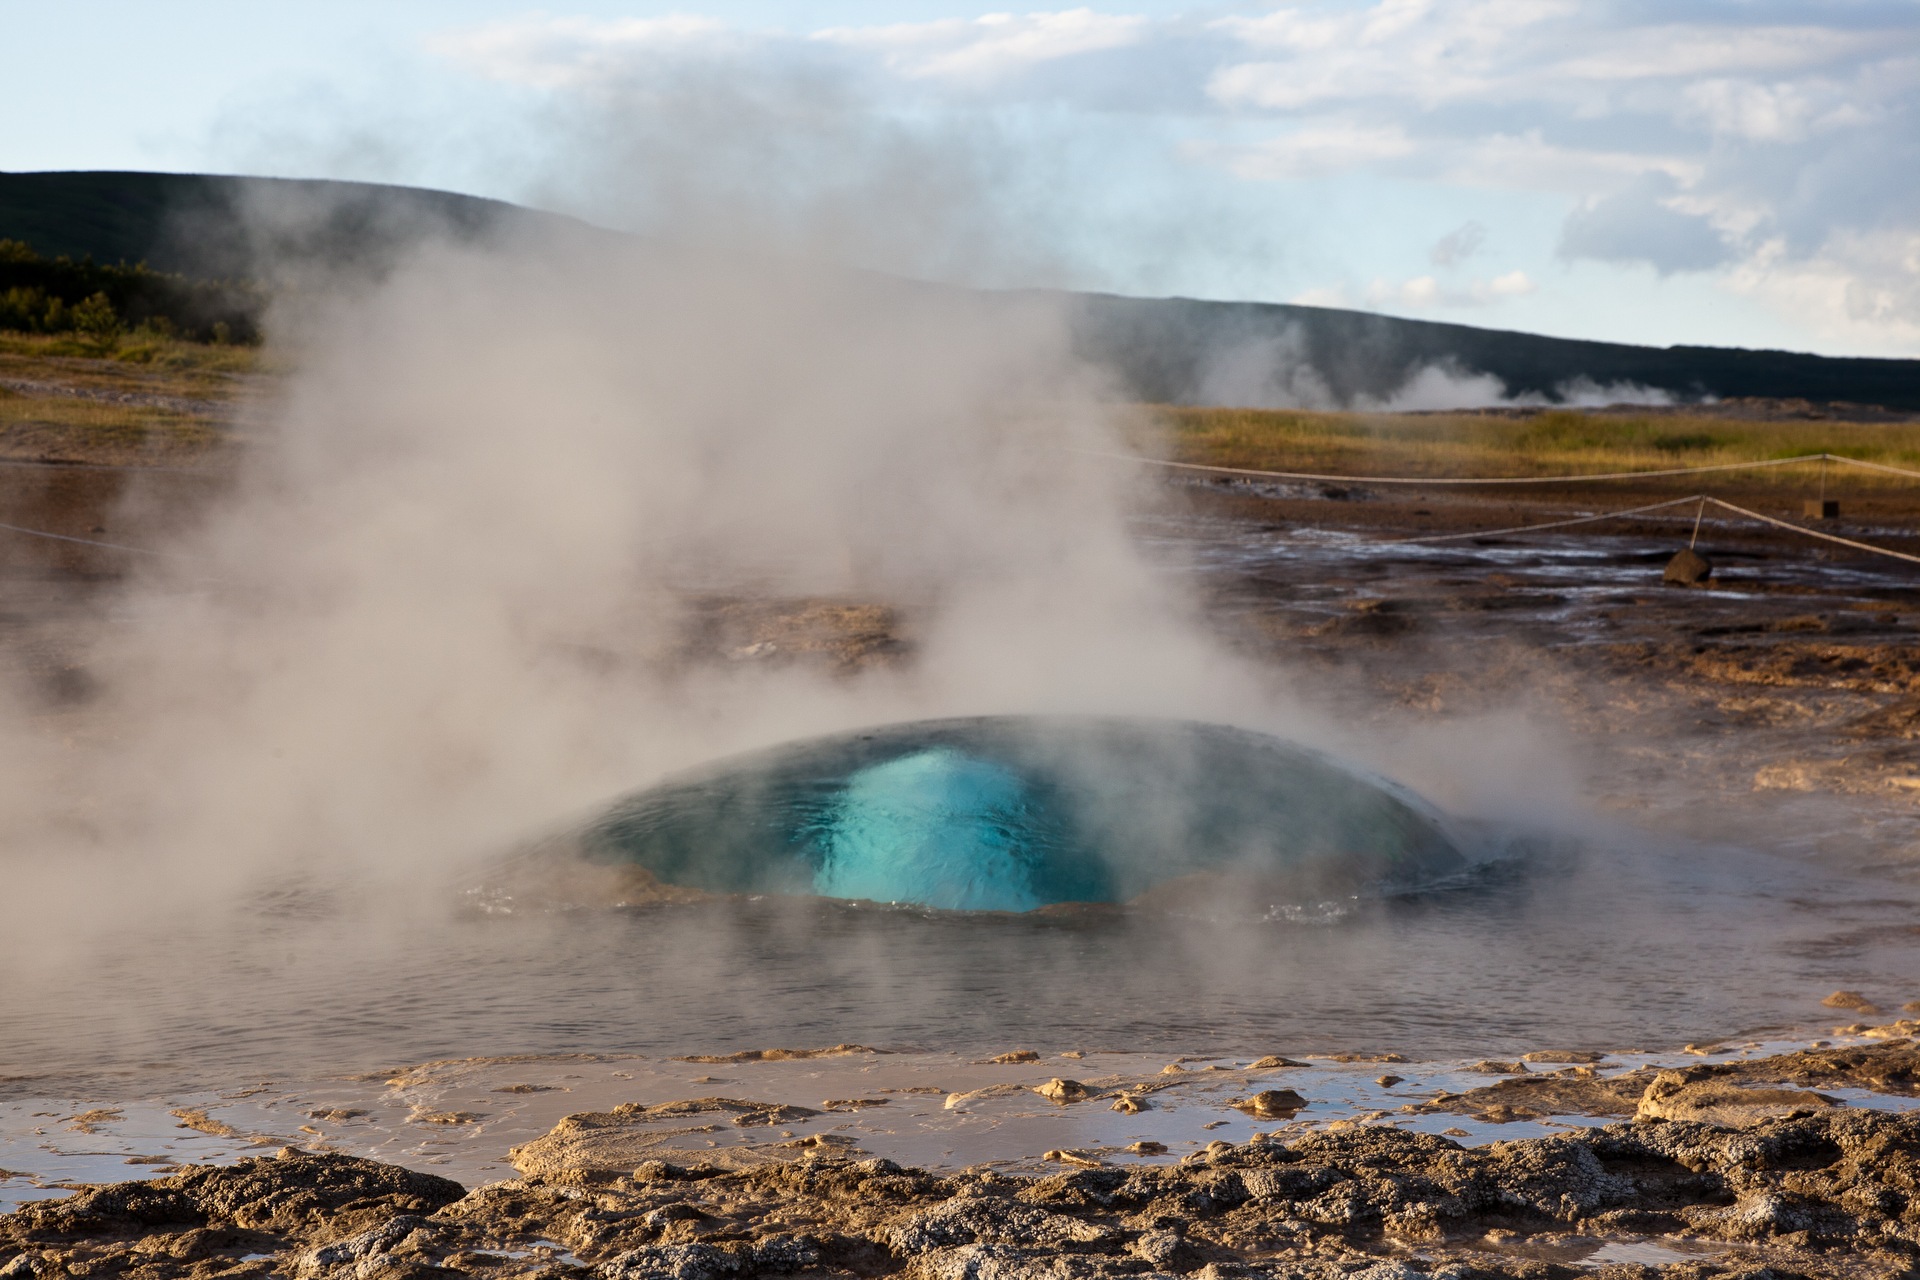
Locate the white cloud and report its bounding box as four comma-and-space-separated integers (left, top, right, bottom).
1361, 270, 1537, 308
813, 10, 1148, 80
1488, 269, 1535, 297
1681, 79, 1818, 142
420, 3, 1920, 349
1195, 121, 1413, 179
1429, 221, 1486, 268
1724, 229, 1920, 357
427, 15, 734, 89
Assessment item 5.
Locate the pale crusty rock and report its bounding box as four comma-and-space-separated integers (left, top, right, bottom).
675, 1044, 880, 1064
1033, 1079, 1093, 1104
1421, 1068, 1655, 1123
1232, 1089, 1307, 1119
943, 1084, 1033, 1110
507, 1098, 821, 1177
1636, 1068, 1841, 1126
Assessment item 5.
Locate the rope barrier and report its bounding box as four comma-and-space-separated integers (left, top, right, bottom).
1703, 497, 1920, 567
0, 520, 178, 556
1822, 456, 1920, 481
1381, 496, 1710, 545
1372, 494, 1920, 566
0, 458, 217, 475
1106, 443, 1920, 568
1099, 449, 1920, 487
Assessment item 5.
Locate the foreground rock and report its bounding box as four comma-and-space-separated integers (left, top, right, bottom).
18, 1107, 1920, 1278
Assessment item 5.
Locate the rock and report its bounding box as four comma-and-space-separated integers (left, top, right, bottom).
675, 1044, 878, 1064
1823, 990, 1881, 1014
602, 1242, 742, 1280
1247, 1055, 1307, 1069
1376, 1075, 1404, 1088
1109, 1094, 1148, 1114
1042, 1150, 1102, 1167
1127, 1227, 1193, 1269
1521, 1050, 1606, 1064
984, 1050, 1041, 1064
1635, 1069, 1841, 1126
888, 1197, 1108, 1252
1419, 1069, 1654, 1122
30, 1092, 1920, 1280
1469, 1061, 1528, 1074
508, 1101, 824, 1176
1034, 1079, 1092, 1104
1124, 1141, 1167, 1155
1234, 1089, 1307, 1119
1663, 547, 1712, 585
944, 1084, 1034, 1110
292, 1214, 430, 1279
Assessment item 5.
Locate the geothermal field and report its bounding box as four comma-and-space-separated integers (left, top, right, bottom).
6, 193, 1920, 1280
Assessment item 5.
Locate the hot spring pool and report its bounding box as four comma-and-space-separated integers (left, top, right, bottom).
567, 717, 1468, 911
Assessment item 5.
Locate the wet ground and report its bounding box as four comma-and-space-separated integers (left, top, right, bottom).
7, 432, 1920, 1276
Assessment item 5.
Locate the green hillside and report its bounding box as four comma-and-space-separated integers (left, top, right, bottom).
3, 169, 1916, 410
0, 171, 526, 277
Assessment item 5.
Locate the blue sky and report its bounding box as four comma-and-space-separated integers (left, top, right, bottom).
5, 1, 1918, 356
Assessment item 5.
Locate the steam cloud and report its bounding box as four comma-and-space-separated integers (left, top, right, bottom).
0, 90, 1594, 1077
0, 191, 1320, 1011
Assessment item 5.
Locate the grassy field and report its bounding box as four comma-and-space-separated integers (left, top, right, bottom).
1152, 405, 1920, 489
0, 333, 255, 466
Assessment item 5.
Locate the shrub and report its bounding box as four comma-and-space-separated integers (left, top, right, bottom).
0, 238, 262, 344
70, 291, 122, 351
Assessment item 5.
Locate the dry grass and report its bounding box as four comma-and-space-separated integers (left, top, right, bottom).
0, 335, 256, 466
1152, 406, 1920, 489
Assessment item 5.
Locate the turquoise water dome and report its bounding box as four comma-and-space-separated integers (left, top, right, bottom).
578, 717, 1467, 912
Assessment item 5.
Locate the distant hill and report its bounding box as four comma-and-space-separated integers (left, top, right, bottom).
1065, 293, 1920, 412
0, 170, 536, 280
4, 169, 1917, 411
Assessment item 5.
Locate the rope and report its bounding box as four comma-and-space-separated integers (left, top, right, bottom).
1382, 496, 1709, 545
0, 520, 178, 556
1101, 449, 1920, 487
0, 458, 216, 475
1101, 449, 1828, 486
1824, 455, 1920, 481
1375, 494, 1920, 566
1704, 497, 1920, 566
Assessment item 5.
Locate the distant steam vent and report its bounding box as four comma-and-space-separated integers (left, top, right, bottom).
1, 171, 1915, 412
567, 717, 1468, 912
1064, 292, 1920, 413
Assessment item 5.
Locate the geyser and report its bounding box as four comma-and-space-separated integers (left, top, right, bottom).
568, 717, 1468, 912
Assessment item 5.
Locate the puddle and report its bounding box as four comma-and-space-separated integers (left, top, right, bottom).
4, 1034, 1916, 1191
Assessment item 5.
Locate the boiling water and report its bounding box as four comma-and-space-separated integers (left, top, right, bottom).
569, 717, 1465, 911
7, 524, 1920, 1099
5, 816, 1920, 1098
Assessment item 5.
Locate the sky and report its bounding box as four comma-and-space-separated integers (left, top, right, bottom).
4, 1, 1918, 357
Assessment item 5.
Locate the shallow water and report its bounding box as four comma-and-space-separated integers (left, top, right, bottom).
7, 516, 1920, 1100
6, 817, 1920, 1098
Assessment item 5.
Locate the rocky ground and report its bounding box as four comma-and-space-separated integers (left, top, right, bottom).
8, 396, 1920, 1277
14, 1043, 1920, 1279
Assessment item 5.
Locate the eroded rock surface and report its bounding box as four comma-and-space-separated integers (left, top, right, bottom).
18, 1109, 1920, 1278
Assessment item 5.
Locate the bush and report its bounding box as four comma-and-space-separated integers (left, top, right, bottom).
0, 238, 262, 345
70, 291, 122, 351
